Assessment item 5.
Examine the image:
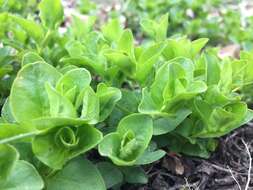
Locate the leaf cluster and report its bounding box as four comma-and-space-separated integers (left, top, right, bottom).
0, 0, 253, 189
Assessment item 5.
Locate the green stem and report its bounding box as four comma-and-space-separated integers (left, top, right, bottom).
39, 29, 53, 54
47, 169, 58, 177
0, 131, 38, 144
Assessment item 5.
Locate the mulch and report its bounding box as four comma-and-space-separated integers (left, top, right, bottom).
123, 123, 253, 190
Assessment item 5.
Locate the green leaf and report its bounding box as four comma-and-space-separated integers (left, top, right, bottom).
194, 100, 248, 138
0, 144, 18, 182
163, 37, 205, 60
140, 19, 155, 39
153, 108, 192, 135
155, 13, 169, 41
104, 50, 134, 76
191, 38, 209, 56
47, 158, 106, 190
39, 0, 64, 29
0, 123, 37, 144
0, 160, 44, 190
10, 62, 62, 122
70, 15, 96, 40
136, 42, 165, 84
32, 124, 102, 169
140, 13, 169, 42
22, 52, 44, 67
60, 56, 105, 79
101, 18, 123, 42
138, 87, 162, 114
96, 83, 121, 121
204, 52, 221, 86
81, 87, 100, 124
240, 51, 253, 83
56, 68, 91, 103
108, 90, 141, 127
1, 98, 15, 123
118, 29, 134, 58
97, 162, 123, 188
166, 133, 215, 158
99, 114, 153, 166
139, 57, 206, 114
45, 83, 77, 118
242, 109, 253, 125
65, 40, 85, 57
59, 65, 79, 74
9, 15, 44, 43
30, 117, 87, 131
135, 149, 166, 165
120, 166, 148, 184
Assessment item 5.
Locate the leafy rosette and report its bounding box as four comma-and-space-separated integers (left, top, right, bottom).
138, 57, 207, 135
32, 124, 102, 169
103, 26, 166, 85
0, 61, 121, 169
189, 51, 253, 138
154, 51, 253, 157
99, 114, 154, 166
9, 61, 121, 126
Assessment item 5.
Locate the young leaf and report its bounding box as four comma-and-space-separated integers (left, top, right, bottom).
71, 15, 96, 40
96, 83, 122, 121
39, 0, 64, 29
65, 40, 85, 57
194, 100, 248, 137
10, 62, 62, 122
32, 124, 102, 169
135, 42, 165, 84
56, 68, 91, 103
45, 83, 77, 118
155, 13, 169, 41
99, 114, 153, 166
118, 29, 134, 58
22, 52, 44, 67
9, 15, 44, 43
81, 87, 100, 124
191, 38, 209, 56
101, 18, 123, 43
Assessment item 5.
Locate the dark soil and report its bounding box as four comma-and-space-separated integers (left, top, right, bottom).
123, 123, 253, 190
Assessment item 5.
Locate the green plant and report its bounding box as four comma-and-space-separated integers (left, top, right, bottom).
0, 1, 253, 189
77, 0, 97, 14
121, 0, 253, 48
0, 0, 38, 16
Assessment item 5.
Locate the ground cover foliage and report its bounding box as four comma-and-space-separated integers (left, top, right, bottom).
1, 0, 253, 189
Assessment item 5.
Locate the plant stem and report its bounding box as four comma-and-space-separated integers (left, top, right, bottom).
0, 131, 38, 144
39, 29, 53, 54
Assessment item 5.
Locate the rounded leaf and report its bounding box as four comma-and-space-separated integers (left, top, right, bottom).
0, 160, 44, 190
47, 158, 106, 190
0, 144, 18, 182
32, 124, 102, 169
10, 62, 62, 122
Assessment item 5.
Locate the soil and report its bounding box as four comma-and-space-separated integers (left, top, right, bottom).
122, 123, 253, 190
